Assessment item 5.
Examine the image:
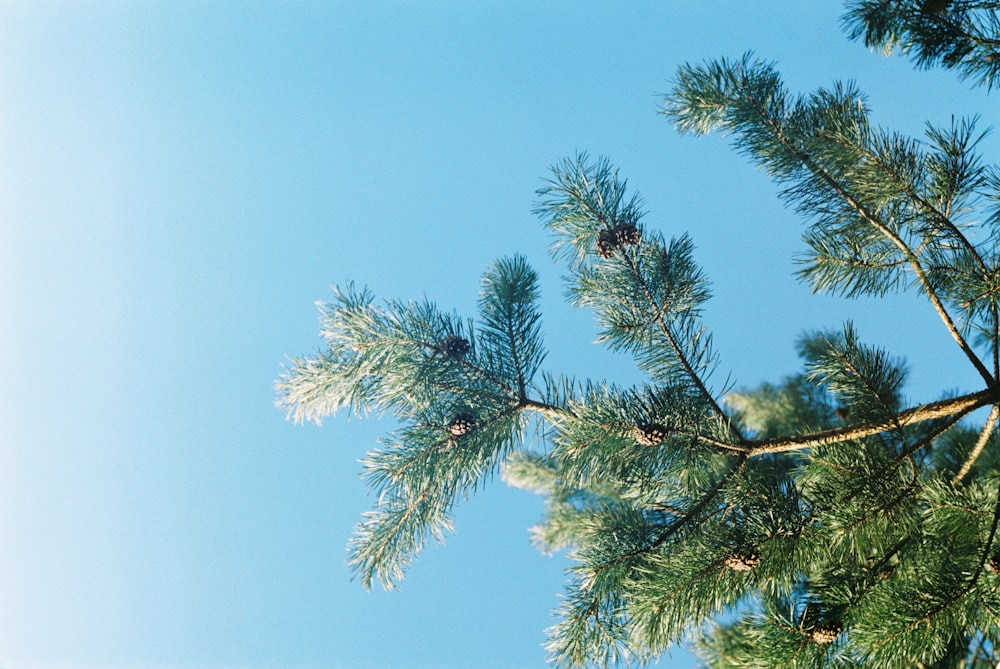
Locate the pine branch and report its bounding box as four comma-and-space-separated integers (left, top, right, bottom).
478, 255, 546, 400
842, 0, 1000, 89
521, 398, 575, 422
748, 388, 995, 455
970, 475, 1000, 586
813, 118, 1000, 363
619, 246, 746, 445
546, 590, 633, 669
506, 303, 528, 401
536, 156, 744, 445
352, 402, 530, 589
819, 121, 990, 277
864, 480, 1000, 661
665, 56, 996, 385
275, 286, 529, 424
590, 454, 749, 576
349, 486, 440, 590
807, 324, 908, 429
493, 270, 529, 400
769, 106, 996, 386
952, 403, 1000, 483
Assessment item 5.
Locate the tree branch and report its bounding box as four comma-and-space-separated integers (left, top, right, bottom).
748, 389, 995, 455
812, 169, 993, 385
619, 249, 746, 445
366, 335, 521, 401
953, 404, 1000, 484
820, 129, 989, 276
521, 398, 576, 422
874, 476, 1000, 654
591, 454, 749, 576
753, 101, 996, 386
970, 475, 1000, 587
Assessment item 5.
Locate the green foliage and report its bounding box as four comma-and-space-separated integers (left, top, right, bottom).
804, 323, 909, 425
279, 256, 551, 589
843, 0, 1000, 90
536, 156, 719, 389
278, 4, 1000, 667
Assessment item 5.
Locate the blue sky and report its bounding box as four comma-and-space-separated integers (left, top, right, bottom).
1, 2, 995, 668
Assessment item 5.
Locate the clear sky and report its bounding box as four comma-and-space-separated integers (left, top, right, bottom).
1, 2, 995, 668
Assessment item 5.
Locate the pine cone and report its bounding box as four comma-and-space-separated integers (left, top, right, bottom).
634, 422, 669, 446
810, 623, 842, 645
596, 230, 617, 259
989, 554, 1000, 573
438, 335, 470, 359
612, 223, 641, 247
724, 551, 761, 572
449, 413, 476, 437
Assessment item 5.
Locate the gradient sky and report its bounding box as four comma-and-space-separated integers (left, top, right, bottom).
1, 2, 996, 668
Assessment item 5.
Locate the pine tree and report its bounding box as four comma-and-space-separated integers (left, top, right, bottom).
277, 4, 1000, 667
